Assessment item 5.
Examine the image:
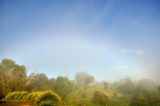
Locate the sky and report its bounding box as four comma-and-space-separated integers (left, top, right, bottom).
0, 0, 160, 83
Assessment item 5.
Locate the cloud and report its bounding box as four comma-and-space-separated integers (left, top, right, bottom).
112, 65, 128, 71
121, 49, 144, 56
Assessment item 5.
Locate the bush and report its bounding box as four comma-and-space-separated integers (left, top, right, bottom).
5, 91, 28, 100
5, 90, 61, 105
39, 100, 54, 106
27, 90, 61, 105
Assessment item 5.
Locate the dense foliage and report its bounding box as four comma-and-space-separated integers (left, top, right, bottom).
0, 59, 27, 99
5, 91, 28, 100
130, 90, 160, 106
5, 91, 61, 106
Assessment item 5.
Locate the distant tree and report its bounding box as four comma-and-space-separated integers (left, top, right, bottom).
137, 78, 157, 92
53, 76, 74, 100
130, 90, 160, 106
49, 78, 56, 87
103, 81, 108, 90
26, 73, 51, 91
75, 72, 95, 88
112, 77, 136, 95
129, 79, 160, 106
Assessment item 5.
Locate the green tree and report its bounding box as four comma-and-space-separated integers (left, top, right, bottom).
0, 65, 8, 99
112, 77, 136, 96
130, 82, 160, 106
0, 59, 27, 99
53, 76, 74, 100
26, 73, 52, 91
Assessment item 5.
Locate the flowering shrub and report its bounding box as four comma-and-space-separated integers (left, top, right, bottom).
5, 91, 28, 100
5, 90, 61, 105
27, 90, 61, 105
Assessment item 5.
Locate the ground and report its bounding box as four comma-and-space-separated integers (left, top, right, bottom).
0, 101, 30, 106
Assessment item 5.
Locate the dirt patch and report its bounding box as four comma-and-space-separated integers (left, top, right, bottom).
0, 101, 30, 106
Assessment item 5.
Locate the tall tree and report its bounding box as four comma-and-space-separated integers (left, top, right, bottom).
53, 76, 74, 100
0, 59, 27, 98
26, 73, 51, 91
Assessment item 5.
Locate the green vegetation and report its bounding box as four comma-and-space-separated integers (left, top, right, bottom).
107, 98, 130, 106
92, 91, 109, 105
5, 91, 61, 106
0, 59, 27, 98
5, 91, 28, 100
0, 58, 160, 106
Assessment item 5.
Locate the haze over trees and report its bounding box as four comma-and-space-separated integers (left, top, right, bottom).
0, 58, 160, 106
75, 72, 95, 88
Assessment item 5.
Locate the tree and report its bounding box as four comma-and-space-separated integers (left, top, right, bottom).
137, 78, 157, 92
75, 72, 95, 88
112, 77, 136, 95
0, 65, 8, 99
26, 73, 51, 91
130, 90, 160, 106
53, 76, 74, 100
103, 81, 108, 90
0, 59, 27, 99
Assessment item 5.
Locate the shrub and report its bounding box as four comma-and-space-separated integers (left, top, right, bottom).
5, 91, 28, 100
27, 91, 39, 103
5, 90, 61, 106
27, 90, 61, 105
39, 100, 53, 106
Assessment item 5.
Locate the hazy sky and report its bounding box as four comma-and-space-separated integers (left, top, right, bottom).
0, 0, 160, 82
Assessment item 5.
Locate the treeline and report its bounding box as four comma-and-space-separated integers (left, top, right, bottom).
111, 77, 160, 106
0, 58, 160, 106
0, 59, 98, 103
